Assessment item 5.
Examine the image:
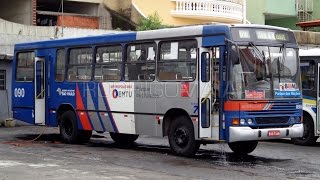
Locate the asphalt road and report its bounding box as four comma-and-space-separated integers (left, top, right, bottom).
0, 126, 319, 180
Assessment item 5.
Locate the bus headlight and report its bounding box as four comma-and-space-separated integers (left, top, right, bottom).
295, 117, 301, 123
289, 117, 295, 123
247, 118, 253, 124
240, 118, 246, 125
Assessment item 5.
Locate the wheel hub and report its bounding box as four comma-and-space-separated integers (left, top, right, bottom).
63, 119, 73, 136
174, 127, 189, 147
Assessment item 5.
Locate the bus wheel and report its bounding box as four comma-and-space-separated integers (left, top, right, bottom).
292, 116, 318, 146
59, 110, 92, 144
168, 116, 200, 157
228, 141, 258, 155
109, 132, 139, 145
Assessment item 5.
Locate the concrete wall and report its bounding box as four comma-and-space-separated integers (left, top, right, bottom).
97, 3, 113, 29
0, 0, 33, 25
294, 30, 320, 47
0, 18, 121, 55
0, 60, 12, 122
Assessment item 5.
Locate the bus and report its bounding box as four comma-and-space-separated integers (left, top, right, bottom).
12, 24, 303, 157
295, 48, 320, 145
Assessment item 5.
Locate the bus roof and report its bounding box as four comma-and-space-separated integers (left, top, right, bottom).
14, 24, 293, 51
299, 48, 320, 56
231, 24, 291, 31
14, 24, 230, 51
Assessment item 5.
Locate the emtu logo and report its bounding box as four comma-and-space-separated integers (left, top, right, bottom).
111, 89, 132, 98
112, 89, 119, 98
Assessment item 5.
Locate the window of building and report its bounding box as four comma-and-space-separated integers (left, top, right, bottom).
0, 70, 6, 90
301, 60, 315, 90
125, 43, 156, 81
55, 49, 66, 81
95, 45, 122, 81
67, 48, 93, 81
16, 52, 35, 82
158, 40, 197, 81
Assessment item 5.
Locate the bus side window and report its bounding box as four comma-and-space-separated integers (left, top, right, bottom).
95, 45, 122, 81
125, 43, 156, 81
158, 40, 197, 81
67, 48, 93, 81
55, 49, 65, 82
16, 52, 35, 82
300, 60, 315, 90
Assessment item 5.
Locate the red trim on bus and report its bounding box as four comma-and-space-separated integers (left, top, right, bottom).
224, 101, 269, 111
76, 84, 92, 130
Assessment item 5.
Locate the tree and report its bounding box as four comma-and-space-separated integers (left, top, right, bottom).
136, 12, 172, 31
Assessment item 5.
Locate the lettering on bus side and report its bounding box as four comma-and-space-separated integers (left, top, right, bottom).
56, 88, 75, 97
112, 89, 132, 99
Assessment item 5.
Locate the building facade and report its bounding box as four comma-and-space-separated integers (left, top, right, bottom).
247, 0, 320, 31
0, 58, 12, 123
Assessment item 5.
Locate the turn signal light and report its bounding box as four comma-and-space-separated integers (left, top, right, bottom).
232, 118, 240, 125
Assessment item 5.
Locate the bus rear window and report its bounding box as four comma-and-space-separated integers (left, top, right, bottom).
16, 52, 35, 82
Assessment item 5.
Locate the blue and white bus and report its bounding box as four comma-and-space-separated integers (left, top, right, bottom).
12, 24, 303, 157
294, 48, 320, 145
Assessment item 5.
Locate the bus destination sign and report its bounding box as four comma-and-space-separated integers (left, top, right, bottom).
232, 28, 294, 43
256, 30, 288, 41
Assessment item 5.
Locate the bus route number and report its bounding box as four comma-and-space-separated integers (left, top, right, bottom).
14, 88, 25, 98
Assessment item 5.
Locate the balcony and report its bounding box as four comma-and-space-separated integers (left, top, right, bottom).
171, 0, 245, 23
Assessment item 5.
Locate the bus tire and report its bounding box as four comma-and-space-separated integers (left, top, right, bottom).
109, 132, 139, 145
292, 116, 318, 146
168, 116, 200, 157
228, 141, 258, 155
59, 110, 92, 144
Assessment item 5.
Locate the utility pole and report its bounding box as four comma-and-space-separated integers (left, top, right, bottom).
61, 0, 64, 37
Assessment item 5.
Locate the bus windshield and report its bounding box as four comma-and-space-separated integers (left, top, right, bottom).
229, 45, 301, 100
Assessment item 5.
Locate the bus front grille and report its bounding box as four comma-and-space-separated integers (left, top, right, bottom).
255, 117, 289, 125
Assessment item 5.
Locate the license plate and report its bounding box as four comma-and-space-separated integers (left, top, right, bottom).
268, 130, 281, 137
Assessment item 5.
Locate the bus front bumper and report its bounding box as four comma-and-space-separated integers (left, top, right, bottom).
229, 124, 304, 142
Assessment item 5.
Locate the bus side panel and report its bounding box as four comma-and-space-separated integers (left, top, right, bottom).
12, 82, 35, 124
134, 82, 156, 136
50, 82, 78, 126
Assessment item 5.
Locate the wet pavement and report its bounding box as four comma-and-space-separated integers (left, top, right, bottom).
0, 126, 320, 179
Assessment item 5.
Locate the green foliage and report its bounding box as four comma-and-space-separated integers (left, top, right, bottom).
136, 12, 172, 31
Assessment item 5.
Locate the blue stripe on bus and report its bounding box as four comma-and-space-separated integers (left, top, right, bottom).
99, 83, 119, 133
89, 83, 106, 132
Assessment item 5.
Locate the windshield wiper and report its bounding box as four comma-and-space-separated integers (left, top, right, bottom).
279, 44, 286, 71
249, 42, 265, 61
249, 42, 269, 79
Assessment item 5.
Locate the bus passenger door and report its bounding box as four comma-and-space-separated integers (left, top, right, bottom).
199, 48, 212, 138
34, 57, 45, 125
